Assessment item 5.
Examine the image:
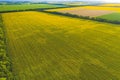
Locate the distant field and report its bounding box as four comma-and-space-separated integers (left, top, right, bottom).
51, 9, 115, 17
100, 4, 120, 7
47, 6, 120, 21
98, 13, 120, 21
2, 11, 120, 80
62, 2, 87, 6
58, 2, 99, 6
47, 6, 120, 12
47, 6, 120, 17
0, 4, 65, 12
84, 6, 120, 12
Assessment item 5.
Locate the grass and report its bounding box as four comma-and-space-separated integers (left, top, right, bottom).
97, 13, 120, 21
2, 11, 120, 80
0, 4, 65, 12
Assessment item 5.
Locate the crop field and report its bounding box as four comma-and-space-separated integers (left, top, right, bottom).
52, 9, 115, 17
47, 6, 120, 18
84, 6, 120, 12
62, 2, 87, 6
47, 6, 120, 22
97, 13, 120, 21
48, 6, 120, 12
100, 4, 120, 7
58, 2, 98, 6
0, 4, 65, 12
2, 11, 120, 80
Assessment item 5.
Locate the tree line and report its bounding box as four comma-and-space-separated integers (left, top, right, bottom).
0, 7, 69, 13
41, 11, 120, 24
0, 15, 14, 80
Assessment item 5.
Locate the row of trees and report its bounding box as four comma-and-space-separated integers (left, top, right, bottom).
0, 15, 13, 80
0, 7, 69, 13
42, 11, 120, 24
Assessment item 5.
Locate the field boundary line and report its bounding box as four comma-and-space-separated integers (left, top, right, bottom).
40, 11, 120, 25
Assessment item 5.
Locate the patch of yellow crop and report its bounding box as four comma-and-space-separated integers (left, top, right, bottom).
2, 11, 120, 37
47, 6, 120, 12
100, 4, 120, 7
38, 37, 46, 44
2, 11, 120, 80
47, 7, 85, 11
2, 11, 99, 33
83, 6, 120, 12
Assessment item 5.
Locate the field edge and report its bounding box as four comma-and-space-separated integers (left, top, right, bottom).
0, 14, 14, 80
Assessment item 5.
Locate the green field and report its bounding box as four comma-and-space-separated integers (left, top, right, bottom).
0, 4, 65, 12
98, 13, 120, 21
2, 11, 120, 80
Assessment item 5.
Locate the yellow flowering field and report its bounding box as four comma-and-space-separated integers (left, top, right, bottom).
100, 4, 120, 7
84, 6, 120, 12
2, 11, 120, 80
47, 6, 120, 12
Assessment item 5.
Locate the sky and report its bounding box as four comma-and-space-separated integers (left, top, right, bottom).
1, 0, 120, 3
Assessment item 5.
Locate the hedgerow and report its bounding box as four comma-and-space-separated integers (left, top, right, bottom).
0, 15, 13, 80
